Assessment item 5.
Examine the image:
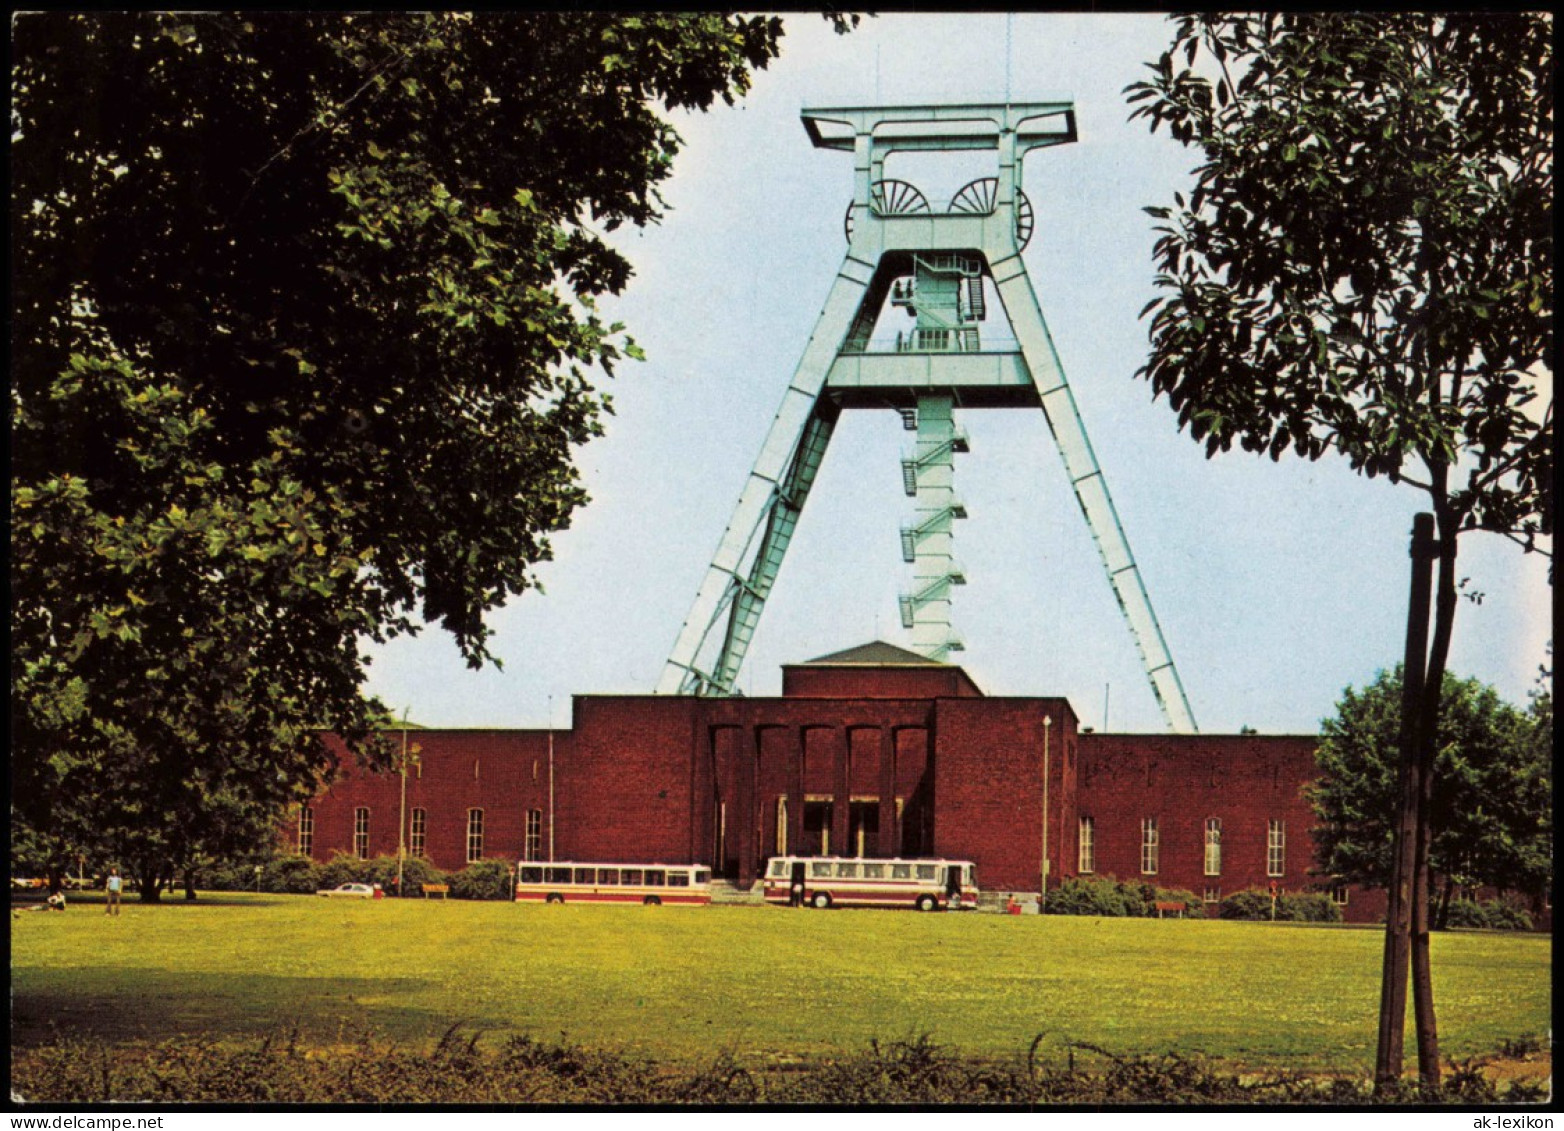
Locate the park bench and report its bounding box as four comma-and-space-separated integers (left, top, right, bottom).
1153, 901, 1186, 919
421, 883, 450, 899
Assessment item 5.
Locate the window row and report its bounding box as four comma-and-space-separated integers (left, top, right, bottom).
1076, 817, 1287, 878
298, 806, 503, 864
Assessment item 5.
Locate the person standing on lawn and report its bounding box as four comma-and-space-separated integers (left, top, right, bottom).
105, 867, 122, 916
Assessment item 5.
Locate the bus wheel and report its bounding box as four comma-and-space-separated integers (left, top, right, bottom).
811, 891, 833, 910
643, 895, 661, 907
545, 893, 564, 905
916, 894, 938, 912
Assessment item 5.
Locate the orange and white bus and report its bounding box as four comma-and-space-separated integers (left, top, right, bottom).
514, 862, 712, 906
761, 856, 978, 911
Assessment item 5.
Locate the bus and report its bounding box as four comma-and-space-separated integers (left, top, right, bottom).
514, 862, 712, 906
761, 856, 978, 911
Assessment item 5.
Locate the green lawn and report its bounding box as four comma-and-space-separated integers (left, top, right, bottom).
9, 893, 1550, 1072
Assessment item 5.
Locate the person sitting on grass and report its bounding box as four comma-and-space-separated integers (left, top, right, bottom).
47, 890, 66, 911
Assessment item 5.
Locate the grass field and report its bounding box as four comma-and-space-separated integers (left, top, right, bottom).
9, 893, 1550, 1073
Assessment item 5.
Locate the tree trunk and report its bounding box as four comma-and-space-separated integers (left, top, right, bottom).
183, 871, 198, 901
1374, 513, 1435, 1095
137, 862, 164, 903
1409, 503, 1463, 1088
1435, 874, 1455, 931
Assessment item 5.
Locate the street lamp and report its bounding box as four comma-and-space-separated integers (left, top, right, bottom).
397, 706, 412, 896
1040, 715, 1053, 913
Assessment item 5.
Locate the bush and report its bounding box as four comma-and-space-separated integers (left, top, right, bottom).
1447, 898, 1533, 931
263, 854, 326, 895
448, 859, 512, 900
1218, 889, 1342, 923
1044, 878, 1143, 917
1043, 879, 1203, 918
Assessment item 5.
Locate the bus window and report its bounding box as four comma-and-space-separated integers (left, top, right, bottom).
621, 869, 644, 886
835, 861, 859, 878
694, 869, 710, 884
810, 861, 833, 878
769, 859, 789, 879
916, 864, 937, 881
891, 863, 912, 879
573, 867, 595, 884
519, 866, 543, 884
965, 865, 977, 886
544, 867, 571, 884
667, 871, 691, 887
597, 869, 620, 885
862, 863, 885, 879
644, 869, 666, 886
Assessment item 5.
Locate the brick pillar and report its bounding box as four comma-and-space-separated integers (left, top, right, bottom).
790, 726, 806, 853
736, 726, 758, 888
879, 727, 898, 858
832, 727, 851, 856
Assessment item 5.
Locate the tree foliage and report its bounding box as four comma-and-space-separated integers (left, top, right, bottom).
1308, 666, 1552, 924
1125, 14, 1551, 555
10, 12, 804, 894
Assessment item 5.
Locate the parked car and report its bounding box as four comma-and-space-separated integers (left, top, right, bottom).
11, 878, 46, 890
316, 883, 376, 900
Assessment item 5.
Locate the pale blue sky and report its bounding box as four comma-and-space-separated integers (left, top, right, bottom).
364, 13, 1552, 734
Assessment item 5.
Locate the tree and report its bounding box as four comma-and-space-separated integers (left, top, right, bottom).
1124, 13, 1551, 1089
1309, 666, 1552, 927
10, 13, 831, 898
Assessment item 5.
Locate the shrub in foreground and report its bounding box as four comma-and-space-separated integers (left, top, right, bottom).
9, 1030, 1546, 1105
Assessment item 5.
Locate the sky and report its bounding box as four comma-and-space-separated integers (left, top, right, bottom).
363, 13, 1552, 736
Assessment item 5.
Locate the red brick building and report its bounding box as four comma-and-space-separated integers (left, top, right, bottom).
302, 642, 1387, 921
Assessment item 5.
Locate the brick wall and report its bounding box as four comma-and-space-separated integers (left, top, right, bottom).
298, 682, 1400, 923
1077, 733, 1330, 910
930, 698, 1077, 891
311, 729, 556, 872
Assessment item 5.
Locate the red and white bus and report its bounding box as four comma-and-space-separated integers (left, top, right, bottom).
761, 856, 978, 911
514, 862, 712, 906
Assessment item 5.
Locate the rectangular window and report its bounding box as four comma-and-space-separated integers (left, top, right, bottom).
1077, 816, 1095, 874
862, 863, 886, 879
835, 861, 859, 878
297, 807, 314, 858
519, 866, 543, 884
1140, 817, 1159, 875
622, 869, 644, 886
524, 809, 542, 862
466, 809, 484, 864
544, 866, 571, 885
915, 864, 937, 881
353, 807, 370, 860
1267, 819, 1286, 877
1330, 884, 1349, 906
768, 859, 789, 879
409, 808, 426, 858
1204, 817, 1222, 876
694, 868, 710, 885
776, 797, 788, 855
667, 870, 691, 888
810, 861, 833, 878
644, 869, 666, 887
597, 868, 619, 885
1203, 886, 1221, 904
572, 867, 594, 884
891, 863, 912, 880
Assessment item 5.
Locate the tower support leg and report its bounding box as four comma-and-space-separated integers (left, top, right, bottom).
659, 255, 875, 695
991, 257, 1198, 733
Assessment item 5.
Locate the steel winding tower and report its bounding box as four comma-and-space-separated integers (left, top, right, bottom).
657, 101, 1198, 733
